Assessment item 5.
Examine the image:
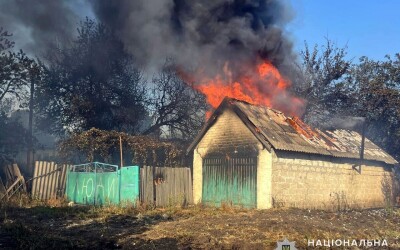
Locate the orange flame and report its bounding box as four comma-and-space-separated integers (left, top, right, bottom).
184, 60, 304, 119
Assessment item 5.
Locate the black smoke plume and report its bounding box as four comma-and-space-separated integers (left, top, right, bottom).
90, 0, 297, 81
0, 0, 298, 83
0, 0, 80, 56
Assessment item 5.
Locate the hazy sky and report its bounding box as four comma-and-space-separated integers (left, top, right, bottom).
288, 0, 400, 61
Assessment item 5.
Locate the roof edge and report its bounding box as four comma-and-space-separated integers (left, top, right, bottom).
186, 98, 232, 154
186, 97, 272, 154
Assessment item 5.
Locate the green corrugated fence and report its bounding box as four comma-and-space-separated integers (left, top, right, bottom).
66, 162, 139, 205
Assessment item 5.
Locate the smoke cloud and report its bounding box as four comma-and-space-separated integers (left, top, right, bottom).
328, 116, 366, 130
318, 115, 366, 131
90, 0, 297, 81
0, 0, 85, 57
1, 0, 299, 89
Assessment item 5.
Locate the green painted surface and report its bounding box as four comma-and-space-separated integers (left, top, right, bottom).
119, 166, 140, 204
66, 165, 139, 205
202, 157, 257, 208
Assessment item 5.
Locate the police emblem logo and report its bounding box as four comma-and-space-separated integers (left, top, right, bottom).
276, 238, 297, 250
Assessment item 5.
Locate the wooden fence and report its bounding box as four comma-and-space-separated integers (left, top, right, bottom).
140, 166, 193, 207
31, 161, 69, 200
0, 164, 27, 201
2, 161, 193, 206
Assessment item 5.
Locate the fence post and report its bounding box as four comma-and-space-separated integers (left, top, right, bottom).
152, 166, 156, 206
65, 165, 70, 201
94, 163, 97, 205
118, 166, 121, 204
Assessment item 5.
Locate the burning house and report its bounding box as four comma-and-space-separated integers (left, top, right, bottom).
188, 97, 398, 209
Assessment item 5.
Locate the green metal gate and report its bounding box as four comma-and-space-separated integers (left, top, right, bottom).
66, 162, 139, 205
202, 157, 257, 208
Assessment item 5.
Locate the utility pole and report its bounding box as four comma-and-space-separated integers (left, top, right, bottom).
119, 135, 123, 168
27, 76, 34, 175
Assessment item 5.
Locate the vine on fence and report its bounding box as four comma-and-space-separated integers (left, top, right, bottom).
58, 128, 185, 166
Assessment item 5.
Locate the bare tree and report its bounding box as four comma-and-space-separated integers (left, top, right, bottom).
143, 64, 207, 139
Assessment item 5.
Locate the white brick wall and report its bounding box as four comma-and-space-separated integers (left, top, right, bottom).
196, 109, 259, 154
257, 147, 272, 209
192, 107, 394, 210
271, 151, 393, 209
193, 108, 266, 207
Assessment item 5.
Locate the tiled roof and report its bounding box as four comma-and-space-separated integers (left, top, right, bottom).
188, 97, 398, 165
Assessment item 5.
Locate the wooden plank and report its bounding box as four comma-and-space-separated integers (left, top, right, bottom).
142, 166, 154, 204
167, 167, 171, 206
145, 166, 151, 203
165, 167, 170, 206
4, 165, 13, 184
0, 178, 6, 199
140, 168, 144, 202
53, 164, 61, 199
182, 168, 186, 204
177, 168, 181, 205
157, 167, 162, 206
55, 164, 66, 198
58, 164, 68, 197
41, 162, 48, 200
144, 166, 148, 202
155, 167, 159, 206
41, 162, 49, 200
45, 162, 52, 200
138, 166, 193, 207
38, 161, 45, 199
5, 176, 23, 194
31, 161, 39, 198
52, 163, 60, 199
48, 162, 55, 199
48, 162, 56, 199
12, 164, 26, 192
30, 161, 70, 201
12, 164, 22, 178
144, 166, 148, 203
181, 168, 185, 204
37, 161, 44, 200
51, 162, 59, 199
157, 167, 161, 206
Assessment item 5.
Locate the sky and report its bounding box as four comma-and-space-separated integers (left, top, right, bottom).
1, 1, 399, 63
288, 0, 400, 61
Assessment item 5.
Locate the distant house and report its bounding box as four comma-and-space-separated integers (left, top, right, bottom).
188, 97, 398, 209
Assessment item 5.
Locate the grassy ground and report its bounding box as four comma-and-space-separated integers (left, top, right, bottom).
0, 197, 399, 249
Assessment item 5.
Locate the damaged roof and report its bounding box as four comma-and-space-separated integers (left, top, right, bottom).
188, 97, 398, 165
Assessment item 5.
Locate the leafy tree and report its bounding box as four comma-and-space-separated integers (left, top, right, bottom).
0, 28, 38, 163
298, 40, 352, 125
345, 54, 400, 159
35, 19, 147, 136
0, 111, 30, 163
299, 38, 400, 160
0, 27, 33, 109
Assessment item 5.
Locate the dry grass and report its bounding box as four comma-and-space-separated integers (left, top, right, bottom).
0, 198, 399, 249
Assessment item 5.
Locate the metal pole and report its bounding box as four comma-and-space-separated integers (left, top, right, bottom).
358, 120, 367, 174
119, 136, 123, 168
94, 163, 97, 205
360, 121, 366, 162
